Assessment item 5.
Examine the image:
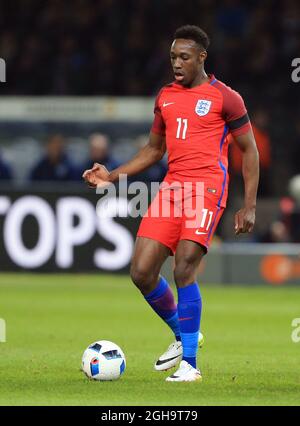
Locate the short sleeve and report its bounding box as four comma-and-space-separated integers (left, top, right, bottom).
151, 91, 166, 136
222, 87, 251, 137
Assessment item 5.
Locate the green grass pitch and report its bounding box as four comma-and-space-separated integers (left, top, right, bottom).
0, 273, 299, 406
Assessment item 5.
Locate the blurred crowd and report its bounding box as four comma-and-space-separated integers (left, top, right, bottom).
260, 175, 300, 243
0, 107, 272, 195
0, 0, 299, 242
1, 1, 299, 189
0, 132, 167, 184
0, 104, 291, 197
0, 0, 299, 101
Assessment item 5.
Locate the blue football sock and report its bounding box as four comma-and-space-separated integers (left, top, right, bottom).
177, 282, 202, 369
144, 276, 181, 341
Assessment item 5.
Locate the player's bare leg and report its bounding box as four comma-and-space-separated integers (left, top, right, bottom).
166, 240, 205, 382
130, 237, 182, 363
174, 239, 205, 287
130, 236, 170, 295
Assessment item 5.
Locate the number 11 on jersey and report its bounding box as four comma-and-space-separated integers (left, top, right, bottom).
176, 118, 188, 140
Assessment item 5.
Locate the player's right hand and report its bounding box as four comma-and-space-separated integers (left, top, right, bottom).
82, 163, 111, 188
234, 206, 256, 235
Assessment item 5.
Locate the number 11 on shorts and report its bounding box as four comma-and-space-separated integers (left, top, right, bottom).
200, 208, 213, 231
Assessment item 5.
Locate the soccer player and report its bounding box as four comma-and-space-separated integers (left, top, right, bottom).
83, 25, 259, 382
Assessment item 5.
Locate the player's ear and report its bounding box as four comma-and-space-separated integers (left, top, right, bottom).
199, 50, 207, 63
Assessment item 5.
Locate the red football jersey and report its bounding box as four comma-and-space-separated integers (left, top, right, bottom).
151, 74, 251, 207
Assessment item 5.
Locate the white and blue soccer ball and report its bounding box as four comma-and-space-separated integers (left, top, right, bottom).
82, 340, 126, 381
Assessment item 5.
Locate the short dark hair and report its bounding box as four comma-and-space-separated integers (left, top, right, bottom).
174, 25, 210, 50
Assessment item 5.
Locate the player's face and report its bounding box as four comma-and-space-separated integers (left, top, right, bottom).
170, 39, 206, 87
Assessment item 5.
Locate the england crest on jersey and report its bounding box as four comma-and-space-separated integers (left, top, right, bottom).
195, 99, 212, 116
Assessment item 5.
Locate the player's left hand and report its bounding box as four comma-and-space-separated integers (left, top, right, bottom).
234, 207, 256, 235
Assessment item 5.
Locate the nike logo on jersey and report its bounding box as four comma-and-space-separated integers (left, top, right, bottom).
195, 230, 208, 235
162, 102, 175, 107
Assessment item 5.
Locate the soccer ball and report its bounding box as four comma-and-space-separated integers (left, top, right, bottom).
81, 340, 126, 381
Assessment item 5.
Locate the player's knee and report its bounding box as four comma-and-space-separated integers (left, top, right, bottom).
130, 264, 155, 294
174, 256, 199, 287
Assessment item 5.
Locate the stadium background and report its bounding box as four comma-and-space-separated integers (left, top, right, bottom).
0, 0, 300, 406
0, 0, 300, 284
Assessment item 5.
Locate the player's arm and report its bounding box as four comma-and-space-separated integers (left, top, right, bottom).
232, 128, 259, 234
82, 132, 166, 188
221, 85, 259, 234
83, 90, 166, 188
